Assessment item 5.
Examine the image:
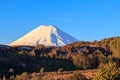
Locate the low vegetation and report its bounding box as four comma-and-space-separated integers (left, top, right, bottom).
0, 37, 120, 79
93, 62, 120, 80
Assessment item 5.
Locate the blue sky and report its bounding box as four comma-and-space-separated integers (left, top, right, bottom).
0, 0, 120, 44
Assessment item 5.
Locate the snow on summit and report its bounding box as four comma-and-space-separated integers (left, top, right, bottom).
10, 25, 78, 46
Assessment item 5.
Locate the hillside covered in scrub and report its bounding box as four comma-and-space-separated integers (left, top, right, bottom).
0, 37, 120, 79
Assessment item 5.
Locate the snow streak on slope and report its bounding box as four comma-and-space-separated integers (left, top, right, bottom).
10, 25, 78, 46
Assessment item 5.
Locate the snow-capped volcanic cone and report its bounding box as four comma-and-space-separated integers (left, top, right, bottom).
10, 25, 78, 46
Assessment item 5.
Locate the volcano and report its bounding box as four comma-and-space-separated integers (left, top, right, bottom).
10, 25, 78, 46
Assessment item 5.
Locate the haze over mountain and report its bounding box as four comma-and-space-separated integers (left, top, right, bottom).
10, 25, 78, 46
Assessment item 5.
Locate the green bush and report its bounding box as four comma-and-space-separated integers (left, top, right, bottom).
39, 67, 44, 73
93, 62, 120, 80
73, 52, 98, 69
58, 68, 63, 73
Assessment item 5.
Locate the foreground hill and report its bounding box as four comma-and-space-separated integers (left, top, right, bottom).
0, 37, 120, 79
